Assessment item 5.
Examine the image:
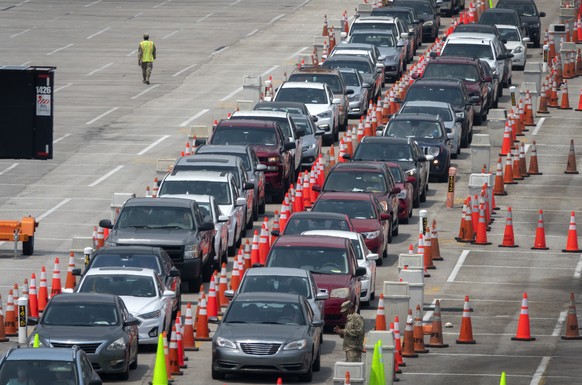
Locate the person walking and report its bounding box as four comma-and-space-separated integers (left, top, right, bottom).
138, 33, 156, 84
334, 300, 365, 362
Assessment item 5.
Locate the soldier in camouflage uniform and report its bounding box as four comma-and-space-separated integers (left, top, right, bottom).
334, 300, 365, 362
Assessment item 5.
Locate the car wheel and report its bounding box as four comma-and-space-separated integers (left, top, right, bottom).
189, 276, 202, 293
117, 364, 130, 380
392, 216, 399, 236
387, 221, 393, 244
461, 131, 469, 148
23, 236, 34, 256
420, 184, 427, 203
212, 365, 226, 380
246, 213, 254, 230
202, 255, 214, 283
259, 197, 266, 214
130, 352, 138, 370
474, 111, 483, 125
228, 232, 237, 256
371, 290, 375, 301
401, 213, 409, 224
377, 248, 384, 266
299, 354, 314, 382
252, 201, 259, 221
313, 346, 321, 372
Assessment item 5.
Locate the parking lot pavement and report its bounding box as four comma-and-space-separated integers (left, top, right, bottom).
1, 0, 582, 384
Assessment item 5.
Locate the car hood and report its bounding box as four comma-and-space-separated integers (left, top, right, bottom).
251, 144, 280, 157
217, 323, 307, 342
306, 104, 332, 116
312, 273, 351, 290
504, 41, 522, 50
36, 324, 120, 342
120, 296, 162, 316
351, 219, 382, 233
109, 228, 193, 246
346, 85, 364, 94
378, 46, 400, 59
302, 134, 318, 147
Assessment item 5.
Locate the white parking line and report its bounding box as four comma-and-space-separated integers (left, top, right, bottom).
54, 83, 73, 93
46, 43, 74, 56
10, 29, 30, 38
172, 64, 197, 77
88, 166, 124, 187
20, 61, 31, 66
0, 163, 18, 176
53, 133, 71, 144
153, 0, 171, 8
286, 47, 308, 60
530, 357, 551, 385
210, 46, 229, 56
87, 62, 113, 76
246, 29, 259, 37
15, 0, 31, 6
532, 117, 545, 136
219, 87, 242, 102
131, 84, 160, 100
422, 298, 437, 322
261, 65, 279, 77
462, 264, 572, 270
37, 198, 72, 221
85, 0, 102, 7
197, 13, 214, 22
402, 372, 531, 378
86, 107, 119, 125
127, 49, 138, 57
179, 109, 209, 127
446, 250, 469, 282
552, 309, 568, 336
162, 30, 179, 39
574, 255, 582, 279
137, 135, 170, 155
86, 27, 110, 39
230, 0, 242, 5
269, 14, 286, 24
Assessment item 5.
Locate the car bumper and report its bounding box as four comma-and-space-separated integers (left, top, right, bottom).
212, 347, 312, 375
137, 317, 166, 344
511, 52, 526, 67
383, 63, 400, 78
88, 348, 129, 373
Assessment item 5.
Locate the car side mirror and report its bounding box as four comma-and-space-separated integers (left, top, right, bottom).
296, 128, 306, 137
391, 187, 401, 194
256, 163, 267, 171
124, 317, 140, 327
484, 75, 492, 82
447, 132, 454, 140
284, 141, 296, 150
342, 153, 351, 160
200, 221, 215, 231
539, 12, 546, 17
332, 97, 342, 104
208, 316, 220, 324
244, 181, 255, 190
523, 37, 530, 43
380, 212, 391, 221
411, 72, 419, 79
311, 115, 319, 122
497, 53, 508, 60
225, 289, 235, 299
470, 95, 480, 104
163, 290, 176, 298
28, 317, 39, 325
417, 156, 427, 162
397, 40, 406, 47
88, 378, 103, 385
316, 290, 329, 300
362, 82, 372, 88
314, 129, 325, 136
312, 184, 321, 192
341, 31, 347, 39
218, 215, 229, 223
501, 39, 508, 44
169, 268, 180, 277
400, 32, 409, 39
235, 197, 247, 207
72, 268, 82, 276
355, 266, 367, 277
346, 89, 354, 95
99, 219, 113, 229
311, 320, 325, 328
366, 253, 379, 261
271, 230, 280, 237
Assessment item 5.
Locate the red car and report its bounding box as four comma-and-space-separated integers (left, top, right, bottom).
311, 192, 391, 263
279, 211, 355, 235
386, 162, 414, 224
265, 235, 365, 326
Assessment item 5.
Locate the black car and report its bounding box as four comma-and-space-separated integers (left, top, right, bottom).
99, 197, 215, 292
28, 293, 139, 380
0, 346, 102, 385
351, 136, 430, 208
453, 23, 503, 41
383, 113, 451, 182
479, 8, 528, 40
436, 0, 465, 16
496, 0, 545, 47
371, 6, 423, 49
75, 245, 181, 314
391, 0, 440, 42
404, 78, 475, 147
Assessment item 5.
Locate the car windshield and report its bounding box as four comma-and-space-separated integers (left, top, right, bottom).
230, 115, 292, 140
172, 165, 240, 186
498, 27, 520, 41
340, 71, 361, 86
288, 74, 342, 94
116, 206, 196, 230
351, 22, 398, 36
91, 253, 162, 274
385, 120, 444, 139
240, 275, 312, 298
442, 43, 494, 60
401, 105, 452, 121
388, 166, 405, 183
254, 104, 306, 115
423, 63, 480, 82
196, 150, 251, 170
353, 142, 414, 161
211, 127, 278, 146
290, 115, 314, 135
350, 33, 396, 47
480, 12, 518, 26
78, 275, 157, 298
322, 59, 373, 74
224, 301, 305, 325
283, 218, 350, 234
276, 87, 328, 104
324, 172, 387, 193
406, 85, 464, 106
313, 199, 377, 219
394, 1, 432, 14
499, 3, 536, 17
0, 361, 78, 385
159, 181, 231, 205
42, 303, 119, 326
267, 246, 349, 274
372, 10, 413, 24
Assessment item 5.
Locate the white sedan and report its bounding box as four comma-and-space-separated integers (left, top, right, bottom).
497, 24, 529, 69
75, 267, 175, 345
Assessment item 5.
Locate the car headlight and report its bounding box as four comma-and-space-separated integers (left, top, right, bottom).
455, 112, 464, 119
139, 310, 161, 319
184, 244, 200, 259
107, 337, 126, 351
405, 168, 417, 176
216, 336, 237, 349
267, 156, 279, 163
379, 201, 388, 211
427, 147, 440, 157
283, 339, 307, 350
423, 21, 434, 26
397, 190, 407, 199
361, 230, 381, 239
302, 143, 316, 152
513, 46, 524, 54
317, 110, 332, 118
330, 287, 350, 298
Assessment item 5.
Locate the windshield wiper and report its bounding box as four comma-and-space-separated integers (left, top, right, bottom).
226, 320, 248, 324
155, 225, 185, 229
126, 225, 152, 229
260, 321, 282, 324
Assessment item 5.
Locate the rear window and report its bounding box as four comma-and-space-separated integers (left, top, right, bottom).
340, 71, 361, 86
441, 43, 494, 60
288, 73, 342, 93
385, 119, 444, 139
116, 206, 196, 230
351, 22, 397, 36
350, 33, 396, 47
267, 246, 349, 274
400, 105, 452, 121
159, 181, 231, 205
275, 87, 328, 105
423, 63, 480, 82
211, 126, 278, 146
230, 115, 291, 139
313, 199, 377, 219
406, 85, 464, 106
283, 218, 350, 234
497, 27, 520, 42
91, 253, 162, 274
172, 165, 240, 186
240, 275, 312, 298
353, 142, 413, 161
324, 172, 387, 193
479, 11, 518, 26
393, 1, 432, 14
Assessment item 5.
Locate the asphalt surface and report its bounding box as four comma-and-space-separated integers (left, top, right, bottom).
1, 0, 581, 384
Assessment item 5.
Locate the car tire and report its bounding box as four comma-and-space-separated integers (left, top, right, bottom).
23, 236, 34, 256
474, 111, 483, 125
259, 197, 266, 214
313, 347, 321, 372
299, 355, 314, 382
420, 184, 427, 203
392, 216, 399, 236
130, 352, 138, 370
413, 188, 420, 208
117, 365, 130, 381
212, 365, 226, 380
387, 221, 393, 244
252, 201, 259, 221
401, 214, 409, 224
202, 256, 214, 283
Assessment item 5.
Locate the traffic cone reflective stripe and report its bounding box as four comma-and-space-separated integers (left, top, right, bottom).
375, 294, 387, 331
182, 303, 198, 351
563, 211, 582, 252
413, 305, 429, 353
4, 291, 17, 337
562, 293, 582, 339
532, 210, 549, 250
195, 296, 211, 341
401, 309, 418, 357
499, 207, 519, 248
426, 300, 449, 348
527, 140, 542, 175
512, 293, 535, 341
565, 139, 579, 174
50, 258, 62, 298
65, 252, 76, 290
168, 326, 183, 375
456, 296, 476, 344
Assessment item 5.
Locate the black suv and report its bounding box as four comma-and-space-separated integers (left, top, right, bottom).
99, 197, 215, 292
383, 113, 451, 182
496, 0, 545, 47
404, 78, 475, 147
316, 161, 401, 240
392, 0, 441, 42
479, 8, 528, 41
351, 136, 430, 208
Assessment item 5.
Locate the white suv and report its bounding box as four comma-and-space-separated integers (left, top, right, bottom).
159, 170, 246, 255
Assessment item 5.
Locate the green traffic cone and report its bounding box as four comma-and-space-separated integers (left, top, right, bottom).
149, 334, 168, 385
33, 334, 40, 348
500, 371, 507, 385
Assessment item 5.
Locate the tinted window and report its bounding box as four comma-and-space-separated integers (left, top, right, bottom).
284, 218, 350, 234
388, 166, 405, 183
322, 59, 373, 74
497, 27, 520, 41
423, 63, 480, 82
79, 275, 156, 297
116, 206, 195, 230
351, 22, 398, 35
350, 33, 396, 47
211, 126, 278, 146
267, 246, 349, 274
160, 181, 231, 205
394, 1, 432, 14
42, 303, 119, 326
340, 71, 361, 86
385, 119, 444, 139
354, 142, 413, 161
480, 11, 518, 26
288, 74, 343, 93
291, 115, 314, 134
323, 172, 387, 193
442, 43, 494, 60
240, 275, 312, 298
224, 301, 305, 325
230, 115, 292, 140
313, 199, 376, 219
372, 10, 413, 24
0, 361, 78, 385
91, 253, 162, 274
400, 105, 452, 121
498, 2, 536, 17
276, 87, 328, 104
406, 85, 464, 106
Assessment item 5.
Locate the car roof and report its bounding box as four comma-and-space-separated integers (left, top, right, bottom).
445, 36, 494, 44
413, 77, 464, 86
331, 162, 387, 172
176, 154, 241, 166
234, 292, 303, 303
325, 55, 371, 63
164, 170, 233, 182
402, 100, 453, 109
336, 43, 377, 50
253, 101, 309, 110
361, 136, 410, 144
84, 267, 158, 277
5, 347, 79, 361
47, 292, 118, 304
167, 194, 212, 203
195, 144, 250, 154
125, 197, 192, 208
290, 67, 340, 75
96, 245, 162, 254
273, 234, 350, 248
243, 267, 311, 278
280, 81, 326, 90
391, 113, 443, 122
373, 6, 415, 12
232, 110, 289, 118
301, 229, 360, 240
454, 24, 500, 33
215, 119, 280, 129
349, 28, 396, 36
287, 211, 351, 221
316, 192, 376, 201
355, 16, 398, 22
482, 7, 518, 13
495, 24, 519, 30
426, 55, 481, 65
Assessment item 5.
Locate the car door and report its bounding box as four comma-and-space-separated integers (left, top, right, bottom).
289, 117, 303, 171
161, 250, 179, 292
155, 274, 173, 330
325, 86, 339, 130
239, 163, 254, 220
308, 273, 324, 321
384, 169, 400, 225
413, 141, 429, 188
250, 149, 265, 204
303, 298, 320, 350
194, 203, 214, 260
229, 177, 245, 232
374, 196, 390, 243
119, 298, 138, 352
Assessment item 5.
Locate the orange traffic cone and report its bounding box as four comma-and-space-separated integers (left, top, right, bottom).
401, 309, 418, 358
270, 211, 280, 246
560, 81, 573, 109
537, 81, 550, 113
503, 153, 516, 185
65, 252, 76, 290
472, 204, 491, 245
565, 139, 579, 174
206, 276, 218, 317
532, 210, 549, 250
413, 305, 429, 353
512, 147, 523, 180
218, 263, 229, 307
493, 157, 507, 196
500, 121, 512, 156
182, 303, 198, 351
375, 294, 387, 330
259, 219, 270, 264
389, 322, 401, 375
563, 211, 582, 252
457, 201, 475, 243
168, 326, 183, 375
426, 300, 448, 348
549, 78, 559, 108
456, 296, 476, 344
213, 270, 222, 311
38, 266, 48, 312
424, 228, 435, 270
50, 258, 62, 298
4, 291, 17, 337
431, 220, 443, 261
575, 86, 582, 111
561, 293, 582, 340
250, 230, 260, 265
528, 140, 542, 175
195, 296, 211, 341
175, 315, 187, 367
231, 255, 241, 292
524, 91, 535, 126
0, 295, 9, 342
519, 142, 528, 177
512, 293, 535, 341
29, 273, 39, 317
243, 239, 251, 271
499, 207, 519, 248
393, 316, 405, 367
322, 14, 328, 36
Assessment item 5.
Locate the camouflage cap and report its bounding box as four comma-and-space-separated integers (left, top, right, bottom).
340, 300, 353, 313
